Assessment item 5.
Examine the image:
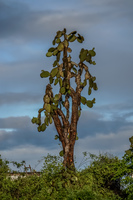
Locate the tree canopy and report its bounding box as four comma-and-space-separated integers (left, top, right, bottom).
32, 28, 98, 169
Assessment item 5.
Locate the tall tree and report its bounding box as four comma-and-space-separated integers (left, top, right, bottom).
32, 28, 98, 170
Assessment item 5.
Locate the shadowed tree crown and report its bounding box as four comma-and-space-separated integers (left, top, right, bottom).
32, 28, 98, 170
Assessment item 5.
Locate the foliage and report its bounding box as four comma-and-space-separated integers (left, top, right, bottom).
0, 139, 133, 199
32, 28, 97, 133
120, 136, 133, 199
0, 154, 10, 190
1, 151, 133, 200
31, 28, 98, 169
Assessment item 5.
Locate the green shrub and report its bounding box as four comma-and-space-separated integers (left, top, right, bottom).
0, 152, 132, 199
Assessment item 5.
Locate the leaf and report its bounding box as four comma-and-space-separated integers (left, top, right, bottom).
44, 111, 48, 117
38, 126, 42, 132
55, 135, 59, 140
51, 67, 58, 77
86, 100, 93, 108
45, 117, 49, 126
54, 94, 60, 101
81, 96, 86, 105
92, 98, 96, 103
53, 99, 58, 105
77, 34, 84, 43
92, 61, 96, 65
46, 52, 53, 57
57, 52, 61, 62
86, 55, 91, 62
36, 118, 40, 125
40, 70, 50, 78
56, 71, 60, 78
69, 31, 77, 35
80, 49, 88, 62
31, 117, 37, 124
53, 60, 58, 67
48, 47, 55, 52
93, 83, 98, 90
56, 30, 63, 38
67, 47, 72, 53
57, 42, 64, 51
41, 123, 46, 131
49, 76, 54, 84
43, 95, 50, 103
125, 150, 132, 155
67, 90, 71, 94
89, 79, 93, 88
54, 78, 59, 85
88, 49, 96, 57
72, 67, 77, 73
53, 49, 58, 56
55, 38, 61, 43
49, 116, 52, 124
77, 37, 82, 43
45, 104, 51, 113
60, 87, 66, 94
59, 78, 63, 87
83, 79, 87, 87
51, 105, 58, 111
52, 39, 55, 45
59, 150, 64, 157
129, 136, 133, 144
92, 76, 96, 81
68, 35, 76, 42
88, 87, 91, 95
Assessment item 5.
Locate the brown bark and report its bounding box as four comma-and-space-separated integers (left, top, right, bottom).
52, 90, 80, 171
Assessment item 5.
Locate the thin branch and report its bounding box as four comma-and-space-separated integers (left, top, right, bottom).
64, 95, 69, 121
56, 108, 68, 127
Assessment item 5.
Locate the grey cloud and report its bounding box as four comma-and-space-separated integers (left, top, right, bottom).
0, 1, 49, 41
0, 116, 58, 151
1, 145, 61, 171
0, 1, 29, 38
0, 105, 132, 151
75, 125, 133, 162
0, 92, 42, 106
0, 116, 31, 129
96, 101, 133, 112
1, 0, 132, 43
0, 60, 48, 93
78, 106, 133, 138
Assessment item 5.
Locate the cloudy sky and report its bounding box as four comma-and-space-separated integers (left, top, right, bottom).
0, 0, 133, 171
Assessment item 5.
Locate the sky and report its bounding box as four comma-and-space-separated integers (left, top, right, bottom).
0, 0, 133, 171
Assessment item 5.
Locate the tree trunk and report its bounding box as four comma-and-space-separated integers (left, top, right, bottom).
52, 93, 79, 171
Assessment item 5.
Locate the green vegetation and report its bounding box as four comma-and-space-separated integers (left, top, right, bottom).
0, 136, 133, 199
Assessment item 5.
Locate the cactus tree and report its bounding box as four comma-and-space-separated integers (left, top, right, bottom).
32, 28, 98, 170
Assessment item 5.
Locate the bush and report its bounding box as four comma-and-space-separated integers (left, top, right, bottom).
0, 152, 132, 199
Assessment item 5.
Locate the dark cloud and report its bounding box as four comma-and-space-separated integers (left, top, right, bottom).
0, 0, 29, 38
78, 109, 133, 139
1, 0, 132, 43
0, 116, 58, 151
0, 105, 132, 152
0, 59, 49, 93
0, 92, 42, 106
